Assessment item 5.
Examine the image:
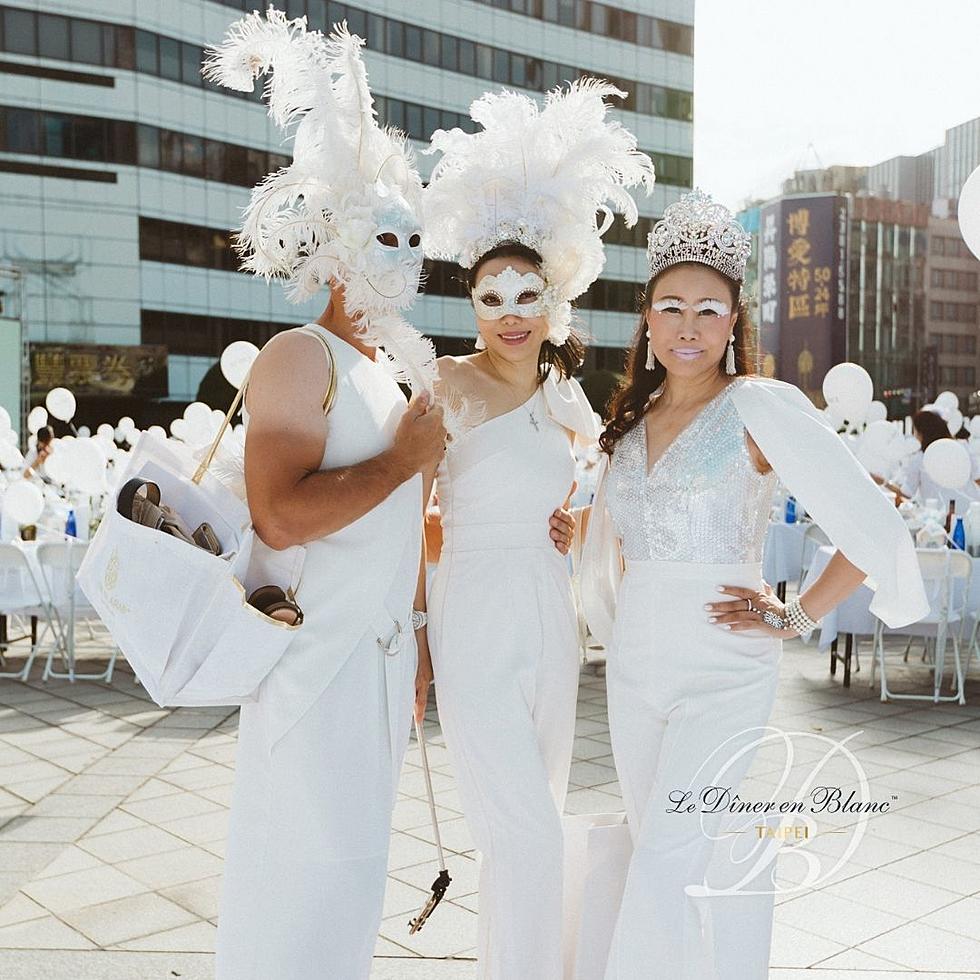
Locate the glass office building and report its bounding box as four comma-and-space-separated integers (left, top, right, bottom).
0, 0, 694, 424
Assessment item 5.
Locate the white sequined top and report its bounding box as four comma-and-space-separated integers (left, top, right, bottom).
607, 378, 777, 562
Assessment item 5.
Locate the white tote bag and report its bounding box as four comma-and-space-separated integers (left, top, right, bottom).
562, 812, 633, 980
77, 329, 336, 707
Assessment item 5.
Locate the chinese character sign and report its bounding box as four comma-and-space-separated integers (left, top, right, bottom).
29, 344, 168, 399
758, 202, 782, 375
759, 195, 846, 398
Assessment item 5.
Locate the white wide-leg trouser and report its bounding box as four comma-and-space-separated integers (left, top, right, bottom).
429, 526, 581, 980
216, 626, 416, 980
604, 559, 780, 980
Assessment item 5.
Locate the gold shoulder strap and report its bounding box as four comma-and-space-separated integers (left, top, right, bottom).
296, 325, 338, 416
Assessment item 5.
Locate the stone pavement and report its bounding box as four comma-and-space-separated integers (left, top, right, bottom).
0, 632, 978, 979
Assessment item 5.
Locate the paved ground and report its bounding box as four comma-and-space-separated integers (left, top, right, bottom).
0, 629, 978, 979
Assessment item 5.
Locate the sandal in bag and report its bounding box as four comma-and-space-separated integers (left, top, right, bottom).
246, 585, 304, 626
117, 479, 223, 556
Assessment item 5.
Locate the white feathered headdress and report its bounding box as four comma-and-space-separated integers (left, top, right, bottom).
423, 80, 656, 345
203, 6, 438, 396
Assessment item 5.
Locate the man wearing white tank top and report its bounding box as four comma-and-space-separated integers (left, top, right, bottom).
205, 13, 448, 978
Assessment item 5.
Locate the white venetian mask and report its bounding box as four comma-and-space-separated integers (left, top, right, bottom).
359, 191, 424, 309
472, 266, 550, 320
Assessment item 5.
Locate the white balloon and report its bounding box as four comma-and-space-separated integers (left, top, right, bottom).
68, 438, 107, 494
183, 402, 212, 430
117, 416, 136, 435
904, 434, 922, 454
970, 416, 980, 437
147, 425, 167, 440
97, 423, 114, 440
3, 480, 44, 525
866, 401, 888, 423
935, 390, 959, 412
923, 438, 972, 490
0, 442, 23, 469
823, 363, 873, 425
220, 341, 260, 389
27, 406, 48, 434
114, 426, 128, 445
860, 420, 897, 453
0, 406, 10, 431
947, 409, 964, 436
77, 425, 91, 438
45, 387, 76, 422
45, 447, 73, 487
170, 418, 189, 441
958, 163, 980, 261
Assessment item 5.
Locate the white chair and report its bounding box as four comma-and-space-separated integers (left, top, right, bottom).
0, 543, 58, 682
870, 549, 971, 704
36, 541, 119, 683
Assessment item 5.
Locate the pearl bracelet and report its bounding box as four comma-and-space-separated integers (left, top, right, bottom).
783, 597, 818, 635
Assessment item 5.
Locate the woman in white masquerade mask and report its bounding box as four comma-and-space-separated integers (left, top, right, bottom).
422, 80, 654, 980
582, 189, 929, 980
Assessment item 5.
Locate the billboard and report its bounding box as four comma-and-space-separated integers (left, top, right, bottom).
756, 195, 848, 402
29, 343, 168, 401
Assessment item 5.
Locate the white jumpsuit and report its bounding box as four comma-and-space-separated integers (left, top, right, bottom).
216, 326, 422, 980
428, 374, 597, 980
583, 375, 928, 980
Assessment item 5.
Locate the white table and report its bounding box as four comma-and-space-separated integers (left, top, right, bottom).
762, 520, 810, 598
800, 545, 877, 687
800, 543, 980, 688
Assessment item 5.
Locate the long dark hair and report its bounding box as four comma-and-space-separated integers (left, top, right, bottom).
599, 262, 756, 456
913, 409, 951, 450
465, 241, 585, 384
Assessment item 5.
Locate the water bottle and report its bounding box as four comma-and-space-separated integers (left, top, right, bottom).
784, 495, 797, 524
65, 509, 77, 538
952, 515, 966, 551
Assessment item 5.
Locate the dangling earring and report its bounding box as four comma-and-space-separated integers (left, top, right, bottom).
645, 329, 657, 371
725, 333, 736, 375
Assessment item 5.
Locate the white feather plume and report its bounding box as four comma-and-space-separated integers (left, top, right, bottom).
423, 79, 656, 343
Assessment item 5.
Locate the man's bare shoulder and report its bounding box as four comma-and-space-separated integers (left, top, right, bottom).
247, 330, 332, 417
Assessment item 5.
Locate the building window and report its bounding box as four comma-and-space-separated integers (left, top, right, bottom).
3, 8, 36, 56
71, 18, 103, 65
137, 123, 159, 168
37, 13, 70, 61
135, 29, 157, 74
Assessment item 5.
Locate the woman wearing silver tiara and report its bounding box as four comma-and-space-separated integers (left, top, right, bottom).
582, 189, 928, 980
423, 82, 654, 980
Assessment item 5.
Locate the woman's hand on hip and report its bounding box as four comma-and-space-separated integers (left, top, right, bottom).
705, 582, 798, 638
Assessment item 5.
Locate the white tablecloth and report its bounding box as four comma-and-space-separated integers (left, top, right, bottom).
800, 544, 980, 650
762, 520, 809, 587
800, 545, 876, 650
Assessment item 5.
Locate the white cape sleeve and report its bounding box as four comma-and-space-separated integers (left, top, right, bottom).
579, 454, 623, 649
542, 374, 601, 448
731, 378, 929, 628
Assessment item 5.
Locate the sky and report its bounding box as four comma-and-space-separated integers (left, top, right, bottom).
693, 0, 980, 211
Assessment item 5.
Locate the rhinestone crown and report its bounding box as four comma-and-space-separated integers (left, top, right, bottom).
646, 188, 752, 285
